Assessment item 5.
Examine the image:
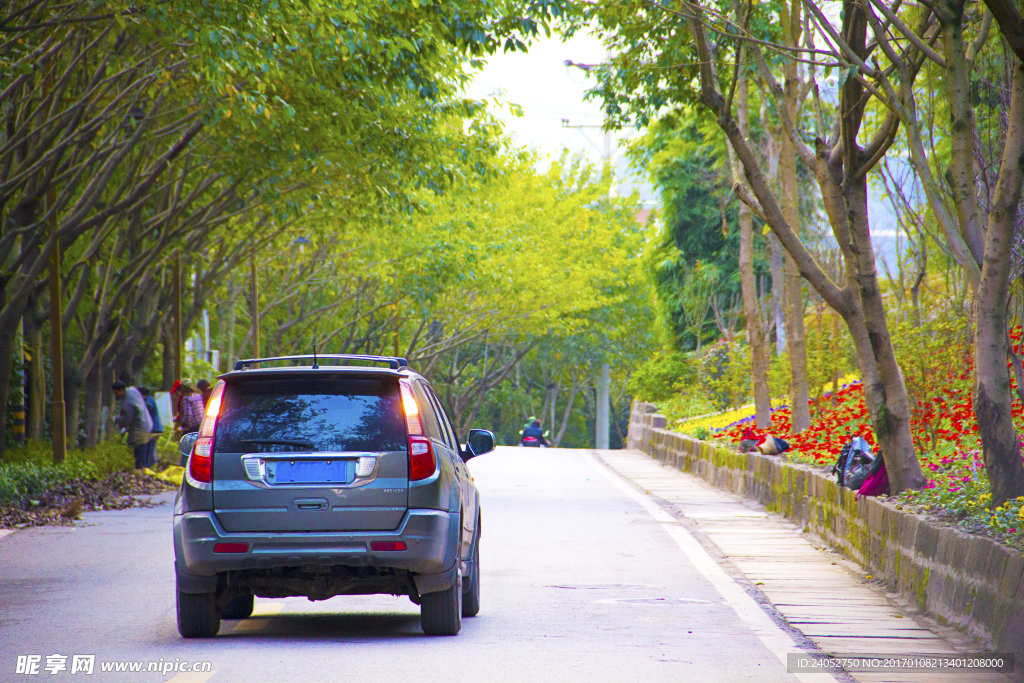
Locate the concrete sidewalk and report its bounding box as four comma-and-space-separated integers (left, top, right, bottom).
595, 450, 1018, 683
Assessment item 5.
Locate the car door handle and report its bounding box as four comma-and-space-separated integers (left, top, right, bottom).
293, 498, 328, 511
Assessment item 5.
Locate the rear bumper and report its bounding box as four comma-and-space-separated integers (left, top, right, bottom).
174, 508, 459, 592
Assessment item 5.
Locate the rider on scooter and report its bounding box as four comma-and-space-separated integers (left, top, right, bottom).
521, 419, 550, 447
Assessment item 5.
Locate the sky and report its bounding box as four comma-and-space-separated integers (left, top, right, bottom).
466, 28, 903, 265
465, 28, 658, 209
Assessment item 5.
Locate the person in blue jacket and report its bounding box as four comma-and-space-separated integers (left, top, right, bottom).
521, 419, 549, 447
138, 386, 164, 468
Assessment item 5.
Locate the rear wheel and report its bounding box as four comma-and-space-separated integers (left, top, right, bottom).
221, 593, 254, 620
421, 570, 462, 635
176, 588, 220, 638
462, 535, 480, 618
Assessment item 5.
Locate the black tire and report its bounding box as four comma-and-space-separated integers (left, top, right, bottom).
462, 534, 480, 618
177, 588, 220, 638
420, 570, 462, 635
221, 593, 254, 620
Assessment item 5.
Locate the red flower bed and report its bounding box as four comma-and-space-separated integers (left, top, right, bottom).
719, 383, 873, 465
716, 328, 1024, 468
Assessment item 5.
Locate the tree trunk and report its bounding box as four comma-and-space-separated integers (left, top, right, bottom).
102, 365, 116, 442
784, 252, 811, 431
779, 43, 811, 431
161, 324, 175, 391
974, 61, 1024, 508
941, 5, 986, 265
768, 233, 787, 355
83, 366, 103, 447
25, 318, 46, 441
683, 0, 925, 491
741, 210, 772, 428
845, 172, 925, 493
553, 387, 578, 447
65, 366, 82, 448
0, 333, 13, 458
0, 204, 45, 458
733, 40, 772, 428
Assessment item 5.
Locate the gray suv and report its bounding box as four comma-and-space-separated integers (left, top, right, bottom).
173, 355, 494, 638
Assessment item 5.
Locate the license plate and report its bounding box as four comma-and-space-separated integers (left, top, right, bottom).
273, 460, 352, 484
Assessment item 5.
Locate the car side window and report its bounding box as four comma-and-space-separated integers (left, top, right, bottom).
419, 382, 454, 450
426, 386, 459, 450
413, 381, 444, 443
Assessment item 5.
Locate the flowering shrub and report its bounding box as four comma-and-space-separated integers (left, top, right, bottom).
668, 403, 765, 436
653, 307, 1024, 547
712, 382, 872, 465
672, 379, 1024, 548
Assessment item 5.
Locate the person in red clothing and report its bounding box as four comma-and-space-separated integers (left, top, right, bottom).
173, 381, 205, 434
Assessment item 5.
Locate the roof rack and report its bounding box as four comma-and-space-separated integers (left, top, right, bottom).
233, 354, 409, 371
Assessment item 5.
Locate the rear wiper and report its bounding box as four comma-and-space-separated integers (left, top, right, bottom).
240, 438, 316, 450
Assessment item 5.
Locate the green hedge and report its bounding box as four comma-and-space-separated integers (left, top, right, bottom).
0, 440, 140, 506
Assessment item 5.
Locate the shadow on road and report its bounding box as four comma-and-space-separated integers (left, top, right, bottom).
219, 612, 426, 640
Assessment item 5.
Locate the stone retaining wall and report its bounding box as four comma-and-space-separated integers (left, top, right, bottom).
627, 401, 1024, 662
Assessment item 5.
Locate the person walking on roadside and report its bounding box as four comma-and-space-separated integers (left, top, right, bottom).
112, 380, 154, 470
174, 381, 205, 435
138, 387, 164, 468
196, 378, 213, 408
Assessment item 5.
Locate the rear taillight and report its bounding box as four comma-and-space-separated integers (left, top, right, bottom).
190, 437, 214, 482
189, 382, 225, 484
370, 541, 407, 552
400, 381, 423, 435
214, 543, 249, 553
408, 435, 436, 481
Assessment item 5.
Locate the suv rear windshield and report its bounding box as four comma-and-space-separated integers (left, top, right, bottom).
214, 377, 406, 453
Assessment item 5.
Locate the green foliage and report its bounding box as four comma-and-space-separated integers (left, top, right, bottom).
656, 389, 718, 428
690, 425, 711, 441
0, 0, 580, 456
889, 303, 974, 452
413, 152, 657, 446
627, 351, 694, 402
0, 461, 90, 507
805, 305, 856, 414
0, 441, 137, 505
700, 341, 750, 411
631, 117, 752, 350
3, 441, 133, 475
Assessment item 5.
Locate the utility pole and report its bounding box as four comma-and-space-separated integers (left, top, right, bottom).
596, 365, 610, 450
563, 58, 614, 448
173, 252, 182, 384
48, 190, 65, 464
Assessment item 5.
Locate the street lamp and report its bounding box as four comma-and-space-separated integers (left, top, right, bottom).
566, 57, 613, 450
563, 58, 613, 162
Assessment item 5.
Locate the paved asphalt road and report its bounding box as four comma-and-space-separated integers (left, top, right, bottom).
0, 448, 820, 683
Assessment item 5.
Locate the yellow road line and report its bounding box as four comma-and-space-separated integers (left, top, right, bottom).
251, 602, 285, 617
231, 601, 285, 632
166, 672, 215, 683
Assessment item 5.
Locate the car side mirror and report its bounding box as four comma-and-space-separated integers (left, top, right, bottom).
179, 432, 199, 461
464, 429, 495, 460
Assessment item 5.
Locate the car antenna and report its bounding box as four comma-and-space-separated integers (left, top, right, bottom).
312, 341, 319, 370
